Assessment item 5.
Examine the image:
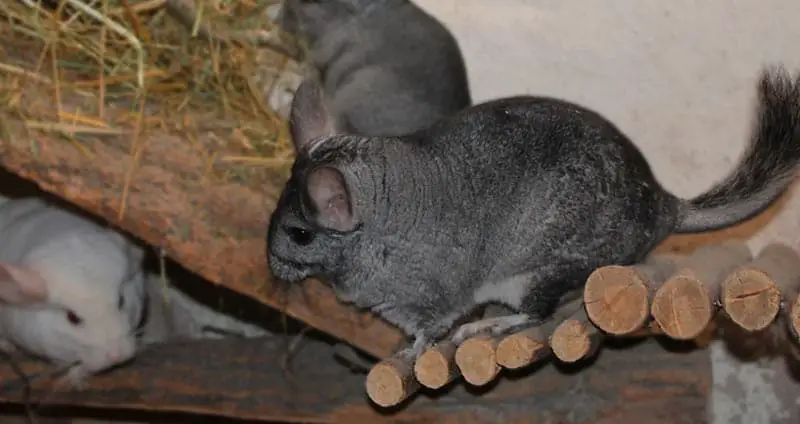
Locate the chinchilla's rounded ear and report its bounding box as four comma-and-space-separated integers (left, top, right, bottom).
289, 79, 339, 154
0, 263, 48, 306
304, 166, 359, 232
276, 0, 301, 34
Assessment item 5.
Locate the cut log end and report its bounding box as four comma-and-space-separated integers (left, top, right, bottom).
454, 335, 501, 386
496, 328, 550, 369
366, 357, 419, 408
728, 243, 800, 337
651, 275, 713, 340
414, 342, 459, 389
584, 265, 649, 335
722, 269, 781, 332
550, 319, 600, 363
789, 297, 800, 341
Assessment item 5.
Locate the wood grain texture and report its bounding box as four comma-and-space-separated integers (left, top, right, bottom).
0, 337, 712, 423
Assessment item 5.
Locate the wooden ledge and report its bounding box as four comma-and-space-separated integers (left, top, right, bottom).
0, 337, 712, 423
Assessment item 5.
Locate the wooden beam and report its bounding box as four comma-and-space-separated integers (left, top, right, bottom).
0, 337, 711, 423
0, 90, 404, 359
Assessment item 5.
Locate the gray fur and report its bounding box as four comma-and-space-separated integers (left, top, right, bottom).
278, 0, 471, 136
267, 67, 800, 359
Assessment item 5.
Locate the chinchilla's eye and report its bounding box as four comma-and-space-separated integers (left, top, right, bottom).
118, 294, 125, 310
286, 226, 315, 246
66, 309, 84, 326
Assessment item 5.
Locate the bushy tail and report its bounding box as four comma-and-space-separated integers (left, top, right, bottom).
675, 66, 800, 234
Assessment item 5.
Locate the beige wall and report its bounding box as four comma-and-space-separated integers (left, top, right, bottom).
413, 0, 800, 422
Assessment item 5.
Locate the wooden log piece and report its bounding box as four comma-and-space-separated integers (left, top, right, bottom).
625, 319, 666, 338
651, 242, 752, 340
414, 341, 458, 390
454, 334, 503, 386
377, 305, 511, 395
495, 325, 552, 370
584, 254, 682, 335
721, 243, 798, 332
495, 298, 584, 369
549, 308, 603, 363
692, 319, 718, 349
366, 355, 420, 408
790, 294, 800, 342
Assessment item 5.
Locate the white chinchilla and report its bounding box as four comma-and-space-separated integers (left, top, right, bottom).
0, 196, 146, 388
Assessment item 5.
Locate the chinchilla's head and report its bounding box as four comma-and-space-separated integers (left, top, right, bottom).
278, 0, 403, 45
267, 78, 377, 303
0, 228, 146, 373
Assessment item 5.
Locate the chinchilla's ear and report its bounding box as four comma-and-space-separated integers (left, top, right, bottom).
304, 166, 359, 232
289, 79, 339, 154
276, 0, 300, 33
0, 263, 48, 306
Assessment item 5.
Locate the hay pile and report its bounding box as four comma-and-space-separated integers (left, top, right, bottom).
0, 0, 303, 188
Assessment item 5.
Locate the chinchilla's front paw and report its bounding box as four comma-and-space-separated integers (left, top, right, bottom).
451, 313, 536, 345
55, 365, 92, 391
393, 335, 437, 362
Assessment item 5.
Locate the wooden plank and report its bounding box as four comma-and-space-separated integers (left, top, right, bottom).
0, 337, 712, 423
0, 83, 405, 359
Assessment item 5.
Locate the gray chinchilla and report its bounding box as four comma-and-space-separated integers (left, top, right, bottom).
278, 0, 472, 136
267, 67, 800, 361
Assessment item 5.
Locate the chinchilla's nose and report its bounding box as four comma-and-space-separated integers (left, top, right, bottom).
105, 338, 136, 364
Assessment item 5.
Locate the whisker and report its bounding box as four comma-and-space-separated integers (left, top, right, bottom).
280, 326, 312, 387
201, 325, 247, 339
332, 343, 373, 373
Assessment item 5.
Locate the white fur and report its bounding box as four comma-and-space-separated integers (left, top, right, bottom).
0, 197, 146, 383
473, 273, 532, 310
451, 313, 531, 344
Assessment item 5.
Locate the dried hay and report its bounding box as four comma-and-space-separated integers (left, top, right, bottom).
0, 0, 305, 211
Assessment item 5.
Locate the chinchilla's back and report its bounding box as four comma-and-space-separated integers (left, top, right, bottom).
305, 0, 472, 136
420, 96, 662, 188
0, 197, 119, 264
409, 96, 679, 277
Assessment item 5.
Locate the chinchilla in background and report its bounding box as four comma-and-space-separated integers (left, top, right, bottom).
0, 195, 146, 388
267, 66, 800, 362
277, 0, 472, 136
